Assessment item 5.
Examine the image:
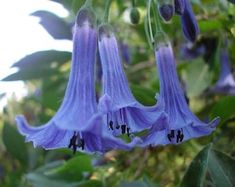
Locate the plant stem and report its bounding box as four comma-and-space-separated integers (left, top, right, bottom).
152, 0, 163, 33
103, 0, 113, 23
147, 0, 154, 43
84, 0, 93, 7
132, 0, 136, 7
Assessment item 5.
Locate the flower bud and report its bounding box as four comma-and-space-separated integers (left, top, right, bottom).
174, 0, 185, 15
154, 31, 170, 50
130, 8, 140, 24
76, 7, 96, 27
98, 24, 113, 40
158, 0, 174, 22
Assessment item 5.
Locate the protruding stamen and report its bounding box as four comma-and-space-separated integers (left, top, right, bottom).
109, 121, 114, 130
127, 127, 130, 136
116, 124, 120, 129
68, 131, 78, 154
78, 139, 85, 150
167, 130, 175, 142
121, 125, 126, 134
176, 130, 184, 143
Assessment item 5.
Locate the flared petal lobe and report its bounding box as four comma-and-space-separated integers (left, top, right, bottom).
98, 25, 167, 136
211, 50, 235, 95
181, 0, 199, 42
180, 43, 205, 60
141, 43, 220, 146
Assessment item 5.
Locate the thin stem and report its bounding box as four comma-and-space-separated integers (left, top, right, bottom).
132, 0, 135, 7
147, 0, 154, 43
84, 0, 93, 7
153, 0, 163, 33
103, 0, 113, 23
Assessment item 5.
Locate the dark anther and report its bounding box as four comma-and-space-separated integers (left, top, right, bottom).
176, 130, 184, 143
121, 125, 126, 134
127, 127, 130, 136
68, 132, 78, 154
116, 125, 120, 129
78, 139, 85, 150
167, 130, 175, 142
109, 121, 114, 130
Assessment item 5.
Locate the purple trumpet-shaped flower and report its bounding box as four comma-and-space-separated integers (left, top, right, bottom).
15, 7, 139, 153
211, 49, 235, 95
141, 38, 220, 146
98, 24, 167, 137
174, 0, 185, 15
181, 0, 199, 42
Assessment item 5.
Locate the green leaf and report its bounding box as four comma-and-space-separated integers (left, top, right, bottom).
12, 50, 71, 70
208, 150, 235, 187
2, 50, 71, 81
31, 11, 72, 40
228, 0, 235, 5
180, 144, 212, 187
45, 155, 93, 181
131, 84, 156, 106
74, 180, 103, 187
181, 144, 235, 187
210, 96, 235, 123
199, 20, 223, 32
120, 180, 148, 187
2, 123, 28, 167
2, 68, 58, 81
182, 59, 212, 97
26, 172, 80, 187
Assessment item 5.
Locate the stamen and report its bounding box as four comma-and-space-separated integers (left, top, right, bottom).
109, 121, 114, 130
116, 124, 120, 129
121, 125, 126, 134
78, 139, 85, 150
127, 127, 130, 136
176, 129, 184, 143
68, 131, 78, 154
167, 130, 175, 142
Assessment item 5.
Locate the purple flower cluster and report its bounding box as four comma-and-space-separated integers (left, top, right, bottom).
15, 3, 220, 154
158, 0, 199, 42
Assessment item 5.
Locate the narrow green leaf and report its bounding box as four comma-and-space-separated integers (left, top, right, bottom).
208, 150, 235, 187
180, 144, 212, 187
2, 68, 58, 81
12, 50, 71, 69
228, 0, 235, 4
45, 155, 93, 181
210, 96, 235, 123
26, 173, 80, 187
31, 11, 72, 40
2, 123, 28, 167
199, 20, 222, 32
183, 59, 212, 97
131, 84, 156, 106
120, 180, 148, 187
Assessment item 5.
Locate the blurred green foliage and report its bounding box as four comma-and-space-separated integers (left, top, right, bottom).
0, 0, 235, 186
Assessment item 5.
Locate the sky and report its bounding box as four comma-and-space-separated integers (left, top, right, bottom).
0, 0, 72, 109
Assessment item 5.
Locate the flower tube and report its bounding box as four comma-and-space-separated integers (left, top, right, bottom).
141, 34, 220, 146
98, 24, 167, 137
